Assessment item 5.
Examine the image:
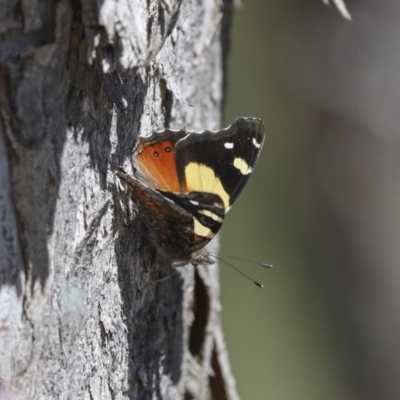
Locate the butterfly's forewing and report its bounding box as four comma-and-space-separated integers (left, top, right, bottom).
135, 131, 187, 192
175, 118, 265, 212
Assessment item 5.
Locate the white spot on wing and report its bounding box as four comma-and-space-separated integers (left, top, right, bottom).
190, 200, 199, 206
233, 158, 251, 175
253, 137, 261, 148
224, 142, 234, 149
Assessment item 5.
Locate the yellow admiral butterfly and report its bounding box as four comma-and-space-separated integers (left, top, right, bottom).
117, 117, 265, 266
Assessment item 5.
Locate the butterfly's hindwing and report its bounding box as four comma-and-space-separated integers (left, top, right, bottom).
117, 171, 225, 263
157, 190, 225, 238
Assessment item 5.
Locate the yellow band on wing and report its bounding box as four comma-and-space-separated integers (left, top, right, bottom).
184, 163, 230, 210
200, 209, 223, 223
194, 219, 212, 238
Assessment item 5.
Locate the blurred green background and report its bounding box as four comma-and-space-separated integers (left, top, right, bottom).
220, 1, 400, 399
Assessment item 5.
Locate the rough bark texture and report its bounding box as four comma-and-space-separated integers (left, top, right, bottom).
0, 0, 239, 398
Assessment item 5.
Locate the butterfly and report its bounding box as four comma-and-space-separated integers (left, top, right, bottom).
117, 117, 265, 266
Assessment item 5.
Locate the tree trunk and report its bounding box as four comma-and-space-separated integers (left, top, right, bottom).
0, 0, 239, 398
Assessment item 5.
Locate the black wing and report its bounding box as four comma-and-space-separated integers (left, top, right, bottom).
174, 117, 265, 212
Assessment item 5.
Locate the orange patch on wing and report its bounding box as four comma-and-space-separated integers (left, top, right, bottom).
137, 141, 185, 192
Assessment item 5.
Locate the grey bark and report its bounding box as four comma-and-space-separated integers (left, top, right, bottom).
0, 0, 239, 399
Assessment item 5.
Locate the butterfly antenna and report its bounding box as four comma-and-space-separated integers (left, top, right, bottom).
212, 255, 264, 288
208, 252, 273, 269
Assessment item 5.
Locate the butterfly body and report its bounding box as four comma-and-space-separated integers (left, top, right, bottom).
117, 117, 265, 266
